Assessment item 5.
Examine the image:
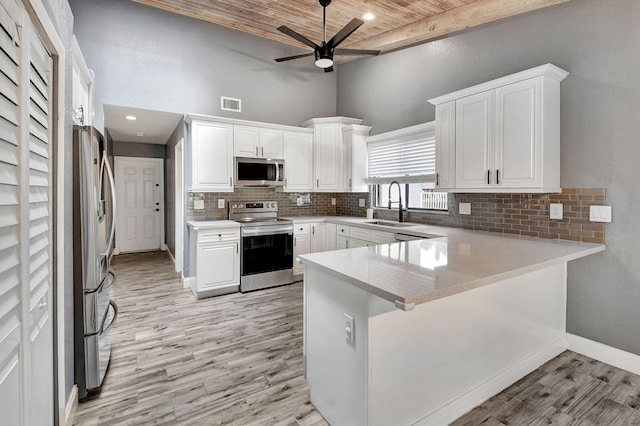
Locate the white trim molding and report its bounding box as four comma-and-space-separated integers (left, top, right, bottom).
567, 334, 640, 376
60, 384, 78, 426
183, 276, 194, 290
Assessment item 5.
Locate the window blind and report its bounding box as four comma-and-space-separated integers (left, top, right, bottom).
367, 124, 436, 184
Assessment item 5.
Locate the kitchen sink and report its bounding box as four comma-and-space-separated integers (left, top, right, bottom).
365, 221, 414, 228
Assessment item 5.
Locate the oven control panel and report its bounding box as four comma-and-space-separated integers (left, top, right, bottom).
230, 201, 278, 212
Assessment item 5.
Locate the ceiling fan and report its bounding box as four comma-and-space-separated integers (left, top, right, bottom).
274, 0, 380, 72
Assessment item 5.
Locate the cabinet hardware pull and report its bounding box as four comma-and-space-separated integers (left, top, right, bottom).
436, 173, 440, 186
236, 243, 238, 253
312, 226, 315, 235
255, 146, 258, 156
346, 240, 349, 249
487, 170, 491, 185
349, 178, 352, 188
317, 178, 319, 187
261, 147, 264, 157
294, 237, 296, 247
496, 169, 500, 185
229, 177, 232, 186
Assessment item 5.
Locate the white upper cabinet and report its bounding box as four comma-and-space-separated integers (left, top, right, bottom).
429, 64, 568, 193
342, 125, 371, 192
302, 117, 363, 192
434, 101, 456, 190
234, 125, 283, 159
189, 118, 234, 192
282, 130, 314, 192
71, 36, 93, 125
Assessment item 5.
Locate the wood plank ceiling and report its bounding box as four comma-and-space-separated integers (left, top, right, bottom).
131, 0, 569, 58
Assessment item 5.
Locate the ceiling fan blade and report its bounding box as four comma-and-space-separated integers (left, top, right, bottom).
274, 52, 315, 62
334, 48, 381, 56
324, 66, 334, 73
326, 18, 363, 48
277, 25, 319, 49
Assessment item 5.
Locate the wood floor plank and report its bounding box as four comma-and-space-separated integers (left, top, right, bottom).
73, 251, 640, 426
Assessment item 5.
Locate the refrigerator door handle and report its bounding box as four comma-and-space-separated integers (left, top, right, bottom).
102, 152, 117, 254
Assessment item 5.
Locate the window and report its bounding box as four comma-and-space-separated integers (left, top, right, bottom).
367, 122, 448, 211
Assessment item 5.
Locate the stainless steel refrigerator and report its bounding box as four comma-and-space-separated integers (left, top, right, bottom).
73, 125, 118, 399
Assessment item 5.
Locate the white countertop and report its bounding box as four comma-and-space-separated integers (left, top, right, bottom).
299, 228, 605, 310
187, 220, 240, 230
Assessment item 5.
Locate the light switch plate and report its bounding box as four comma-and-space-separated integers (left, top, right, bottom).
344, 313, 355, 344
217, 199, 225, 209
590, 205, 612, 222
359, 199, 365, 207
459, 202, 471, 215
194, 200, 204, 210
550, 203, 563, 220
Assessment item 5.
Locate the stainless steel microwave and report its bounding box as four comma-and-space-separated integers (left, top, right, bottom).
235, 157, 285, 187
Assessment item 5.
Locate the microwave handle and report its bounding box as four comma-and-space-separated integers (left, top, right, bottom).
275, 161, 280, 182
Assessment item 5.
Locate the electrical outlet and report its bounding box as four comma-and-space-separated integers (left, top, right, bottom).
359, 199, 365, 207
218, 199, 225, 209
589, 205, 612, 222
549, 203, 563, 220
296, 197, 303, 206
344, 313, 355, 344
331, 198, 336, 206
194, 200, 204, 210
459, 202, 471, 215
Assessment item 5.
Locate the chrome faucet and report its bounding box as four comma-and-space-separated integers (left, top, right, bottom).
388, 180, 404, 222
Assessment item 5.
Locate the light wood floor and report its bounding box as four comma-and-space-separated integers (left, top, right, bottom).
73, 251, 640, 425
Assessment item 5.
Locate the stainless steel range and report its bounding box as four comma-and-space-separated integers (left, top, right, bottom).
229, 201, 294, 292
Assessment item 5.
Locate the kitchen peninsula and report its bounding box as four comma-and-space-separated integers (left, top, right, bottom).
299, 230, 604, 425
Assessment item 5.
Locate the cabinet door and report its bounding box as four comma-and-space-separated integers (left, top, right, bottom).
260, 128, 283, 159
342, 130, 353, 191
350, 238, 369, 248
234, 125, 260, 158
192, 121, 234, 191
282, 131, 313, 192
310, 223, 326, 253
455, 91, 494, 189
325, 223, 337, 251
293, 232, 311, 275
494, 78, 541, 188
314, 123, 342, 191
336, 236, 349, 250
435, 101, 456, 190
197, 241, 239, 289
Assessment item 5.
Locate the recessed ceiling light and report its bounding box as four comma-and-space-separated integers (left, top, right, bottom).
362, 13, 375, 21
136, 132, 145, 137
125, 115, 137, 121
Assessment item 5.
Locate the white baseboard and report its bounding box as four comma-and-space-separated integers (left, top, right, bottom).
416, 337, 566, 426
183, 276, 194, 289
167, 248, 175, 263
60, 385, 78, 426
567, 333, 640, 376
161, 243, 167, 251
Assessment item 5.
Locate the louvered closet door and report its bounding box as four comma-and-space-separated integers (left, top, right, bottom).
0, 1, 54, 424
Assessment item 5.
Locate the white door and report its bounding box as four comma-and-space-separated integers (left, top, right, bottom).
0, 3, 54, 424
115, 157, 163, 253
233, 125, 259, 158
314, 123, 341, 191
282, 131, 313, 192
259, 128, 283, 158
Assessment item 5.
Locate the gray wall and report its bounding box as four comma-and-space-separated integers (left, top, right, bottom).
43, 0, 76, 409
113, 141, 166, 158
337, 0, 640, 355
68, 0, 337, 131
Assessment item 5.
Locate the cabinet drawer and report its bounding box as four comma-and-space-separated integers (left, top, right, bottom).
294, 224, 310, 234
370, 230, 395, 244
197, 229, 240, 243
349, 227, 371, 241
336, 225, 350, 237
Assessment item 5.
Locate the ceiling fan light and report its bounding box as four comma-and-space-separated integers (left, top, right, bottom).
314, 48, 333, 68
315, 57, 333, 68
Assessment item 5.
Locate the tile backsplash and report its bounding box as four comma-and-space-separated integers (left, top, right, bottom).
375, 188, 607, 244
186, 188, 607, 244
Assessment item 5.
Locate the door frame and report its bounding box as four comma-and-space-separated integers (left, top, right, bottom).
113, 156, 165, 254
175, 139, 184, 273
21, 0, 68, 424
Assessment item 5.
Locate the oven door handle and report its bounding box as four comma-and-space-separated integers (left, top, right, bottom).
242, 227, 293, 237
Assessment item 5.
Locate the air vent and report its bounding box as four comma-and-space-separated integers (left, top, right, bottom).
221, 96, 241, 112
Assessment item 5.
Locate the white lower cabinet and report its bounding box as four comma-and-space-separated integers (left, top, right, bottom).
325, 223, 337, 251
334, 225, 394, 249
336, 236, 349, 250
190, 226, 240, 299
294, 222, 327, 275
294, 224, 311, 275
